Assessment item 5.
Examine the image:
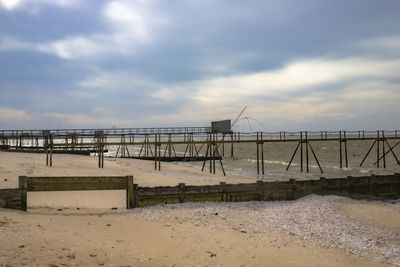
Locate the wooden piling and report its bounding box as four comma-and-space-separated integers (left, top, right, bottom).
339, 131, 343, 169
377, 131, 380, 168
261, 132, 264, 175
300, 132, 303, 172
382, 131, 386, 168
306, 132, 309, 172
256, 132, 260, 175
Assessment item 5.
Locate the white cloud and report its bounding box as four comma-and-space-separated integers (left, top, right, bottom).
1, 0, 81, 11
0, 0, 21, 10
37, 36, 106, 59
104, 0, 153, 43
0, 107, 30, 122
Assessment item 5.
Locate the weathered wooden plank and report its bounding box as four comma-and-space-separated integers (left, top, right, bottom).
27, 183, 127, 191
24, 176, 128, 183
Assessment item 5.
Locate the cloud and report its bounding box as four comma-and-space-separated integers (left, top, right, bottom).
37, 36, 106, 59
188, 57, 400, 106
1, 1, 168, 59
66, 56, 400, 127
104, 0, 154, 43
35, 0, 168, 59
152, 57, 400, 102
0, 0, 21, 10
0, 107, 30, 122
148, 57, 400, 124
0, 0, 81, 11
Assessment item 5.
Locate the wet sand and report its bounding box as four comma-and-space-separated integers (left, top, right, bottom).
0, 152, 399, 266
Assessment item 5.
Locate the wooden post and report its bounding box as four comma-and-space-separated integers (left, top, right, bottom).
96, 132, 104, 169
98, 145, 101, 168
158, 134, 161, 170
154, 134, 157, 170
261, 132, 264, 175
382, 131, 386, 168
377, 131, 380, 168
201, 141, 209, 172
45, 135, 49, 166
209, 133, 212, 173
168, 134, 172, 157
344, 131, 348, 168
222, 133, 225, 157
300, 132, 303, 172
101, 145, 104, 168
190, 133, 193, 157
339, 131, 343, 169
49, 135, 53, 167
306, 132, 309, 172
145, 135, 149, 157
256, 132, 259, 175
45, 145, 49, 166
18, 176, 28, 211
230, 133, 234, 158
126, 175, 135, 209
213, 134, 216, 174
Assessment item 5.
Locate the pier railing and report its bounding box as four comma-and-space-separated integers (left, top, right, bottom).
0, 126, 212, 137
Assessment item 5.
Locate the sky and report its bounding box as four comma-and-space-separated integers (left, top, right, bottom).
0, 0, 399, 131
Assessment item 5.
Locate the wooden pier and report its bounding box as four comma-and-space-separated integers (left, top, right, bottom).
1, 127, 400, 176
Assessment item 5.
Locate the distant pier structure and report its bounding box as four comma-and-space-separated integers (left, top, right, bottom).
1, 126, 399, 176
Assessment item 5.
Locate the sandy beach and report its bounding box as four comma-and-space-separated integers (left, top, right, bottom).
1, 151, 400, 266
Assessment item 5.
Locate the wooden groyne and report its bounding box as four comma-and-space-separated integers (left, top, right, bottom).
134, 174, 400, 207
1, 174, 399, 211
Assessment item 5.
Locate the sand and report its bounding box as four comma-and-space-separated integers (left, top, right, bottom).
0, 151, 399, 266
